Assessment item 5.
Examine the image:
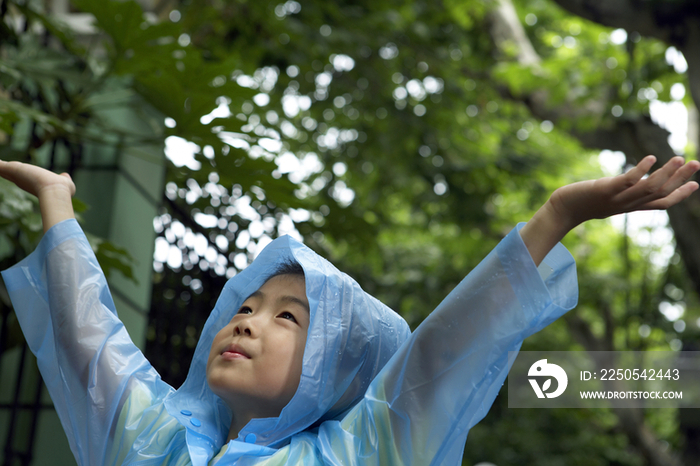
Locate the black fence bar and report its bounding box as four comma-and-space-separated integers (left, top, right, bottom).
3, 343, 27, 466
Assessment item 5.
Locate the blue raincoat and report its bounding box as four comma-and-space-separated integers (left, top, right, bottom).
2, 219, 577, 465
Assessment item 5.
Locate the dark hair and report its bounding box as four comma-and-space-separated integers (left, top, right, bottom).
268, 258, 305, 280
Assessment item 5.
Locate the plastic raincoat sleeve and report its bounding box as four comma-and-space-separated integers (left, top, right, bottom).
1, 219, 167, 466
319, 223, 578, 465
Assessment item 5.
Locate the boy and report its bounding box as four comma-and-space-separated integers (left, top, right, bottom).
0, 155, 697, 465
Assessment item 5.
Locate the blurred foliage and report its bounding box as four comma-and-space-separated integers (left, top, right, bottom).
0, 1, 141, 283
1, 0, 699, 464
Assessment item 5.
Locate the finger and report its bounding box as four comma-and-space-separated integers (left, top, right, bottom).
653, 159, 700, 198
0, 161, 39, 196
0, 160, 25, 184
638, 181, 699, 210
609, 155, 656, 194
615, 156, 687, 204
639, 156, 687, 194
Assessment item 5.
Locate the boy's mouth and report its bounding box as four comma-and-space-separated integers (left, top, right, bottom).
221, 343, 251, 359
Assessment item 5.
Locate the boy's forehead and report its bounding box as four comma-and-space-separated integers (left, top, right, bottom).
244, 274, 309, 311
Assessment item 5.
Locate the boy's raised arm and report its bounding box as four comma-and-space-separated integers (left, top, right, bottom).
0, 161, 160, 466
0, 160, 76, 232
330, 155, 699, 466
520, 155, 700, 266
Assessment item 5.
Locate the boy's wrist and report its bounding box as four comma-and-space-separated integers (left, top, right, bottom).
520, 199, 575, 267
37, 183, 74, 200
540, 197, 579, 235
38, 184, 76, 233
545, 187, 585, 232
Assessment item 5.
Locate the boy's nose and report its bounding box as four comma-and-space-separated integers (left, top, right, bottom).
233, 320, 253, 336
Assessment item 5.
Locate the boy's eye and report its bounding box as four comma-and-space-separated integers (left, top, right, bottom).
279, 311, 297, 323
237, 306, 252, 315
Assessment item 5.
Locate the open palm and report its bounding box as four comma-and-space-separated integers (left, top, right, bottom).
548, 156, 700, 230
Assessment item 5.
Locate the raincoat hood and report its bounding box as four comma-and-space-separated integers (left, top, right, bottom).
164, 235, 411, 454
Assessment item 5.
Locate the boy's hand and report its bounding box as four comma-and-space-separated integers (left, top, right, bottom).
547, 155, 700, 231
0, 160, 76, 232
0, 160, 76, 198
520, 155, 700, 266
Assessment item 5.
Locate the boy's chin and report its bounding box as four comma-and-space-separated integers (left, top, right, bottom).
205, 376, 233, 403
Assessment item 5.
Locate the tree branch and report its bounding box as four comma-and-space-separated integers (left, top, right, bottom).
550, 0, 700, 130
549, 0, 699, 45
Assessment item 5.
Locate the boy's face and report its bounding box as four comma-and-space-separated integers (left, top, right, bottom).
206, 274, 310, 418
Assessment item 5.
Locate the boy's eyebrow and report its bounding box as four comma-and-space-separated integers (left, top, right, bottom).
246, 290, 310, 313
280, 295, 310, 313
